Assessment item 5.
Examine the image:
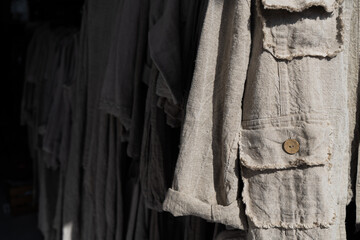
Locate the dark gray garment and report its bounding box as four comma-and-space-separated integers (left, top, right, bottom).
126, 0, 150, 160
123, 158, 143, 240
148, 0, 182, 105
132, 187, 151, 240
94, 113, 109, 240
105, 116, 116, 240
139, 65, 167, 211
58, 34, 78, 168
180, 0, 209, 98
148, 0, 208, 103
22, 0, 215, 239
39, 28, 76, 136
124, 180, 140, 240
41, 39, 62, 169
114, 135, 125, 240
97, 0, 150, 162
116, 140, 135, 240
22, 27, 50, 206
182, 216, 217, 240
99, 0, 142, 130
61, 0, 120, 239
149, 0, 209, 121
213, 230, 246, 240
23, 28, 79, 240
28, 28, 53, 154
21, 26, 51, 127
104, 116, 125, 240
52, 33, 78, 240
155, 76, 182, 128
37, 150, 60, 240
159, 213, 185, 240
139, 0, 209, 213
139, 0, 208, 211
82, 0, 121, 169
62, 4, 89, 239
37, 29, 71, 143
80, 0, 121, 239
42, 34, 74, 169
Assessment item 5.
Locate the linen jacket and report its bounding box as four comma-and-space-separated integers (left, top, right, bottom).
163, 0, 360, 239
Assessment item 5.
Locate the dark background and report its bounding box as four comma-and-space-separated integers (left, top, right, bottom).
0, 1, 82, 239
0, 0, 83, 182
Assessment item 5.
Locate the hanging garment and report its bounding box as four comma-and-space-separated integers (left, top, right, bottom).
213, 230, 246, 240
138, 0, 209, 212
163, 0, 360, 239
149, 0, 209, 127
99, 0, 142, 130
21, 27, 79, 240
80, 0, 121, 238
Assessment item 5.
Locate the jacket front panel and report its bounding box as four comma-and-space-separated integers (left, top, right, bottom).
163, 0, 358, 239
241, 0, 347, 235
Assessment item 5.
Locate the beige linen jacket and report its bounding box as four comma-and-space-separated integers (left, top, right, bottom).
163, 0, 360, 239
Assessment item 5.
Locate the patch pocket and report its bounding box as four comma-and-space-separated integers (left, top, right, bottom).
239, 119, 336, 229
258, 0, 344, 60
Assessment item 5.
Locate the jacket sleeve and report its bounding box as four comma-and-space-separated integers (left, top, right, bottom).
162, 0, 252, 229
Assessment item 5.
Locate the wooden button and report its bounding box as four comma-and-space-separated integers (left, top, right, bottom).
283, 139, 300, 154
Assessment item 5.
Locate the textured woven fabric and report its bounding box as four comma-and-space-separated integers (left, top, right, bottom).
163, 0, 360, 239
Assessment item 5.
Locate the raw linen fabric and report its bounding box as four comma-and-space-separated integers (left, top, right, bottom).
163, 0, 360, 239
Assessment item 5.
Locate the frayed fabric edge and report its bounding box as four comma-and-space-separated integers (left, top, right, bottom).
261, 0, 338, 13
239, 153, 331, 171
240, 165, 337, 230
257, 0, 345, 61
162, 188, 247, 230
238, 121, 334, 171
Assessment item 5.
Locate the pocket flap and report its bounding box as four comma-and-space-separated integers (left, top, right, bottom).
239, 121, 333, 170
262, 0, 337, 12
239, 120, 336, 229
258, 0, 344, 60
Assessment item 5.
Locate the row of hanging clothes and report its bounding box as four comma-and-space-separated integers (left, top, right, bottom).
20, 0, 247, 239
